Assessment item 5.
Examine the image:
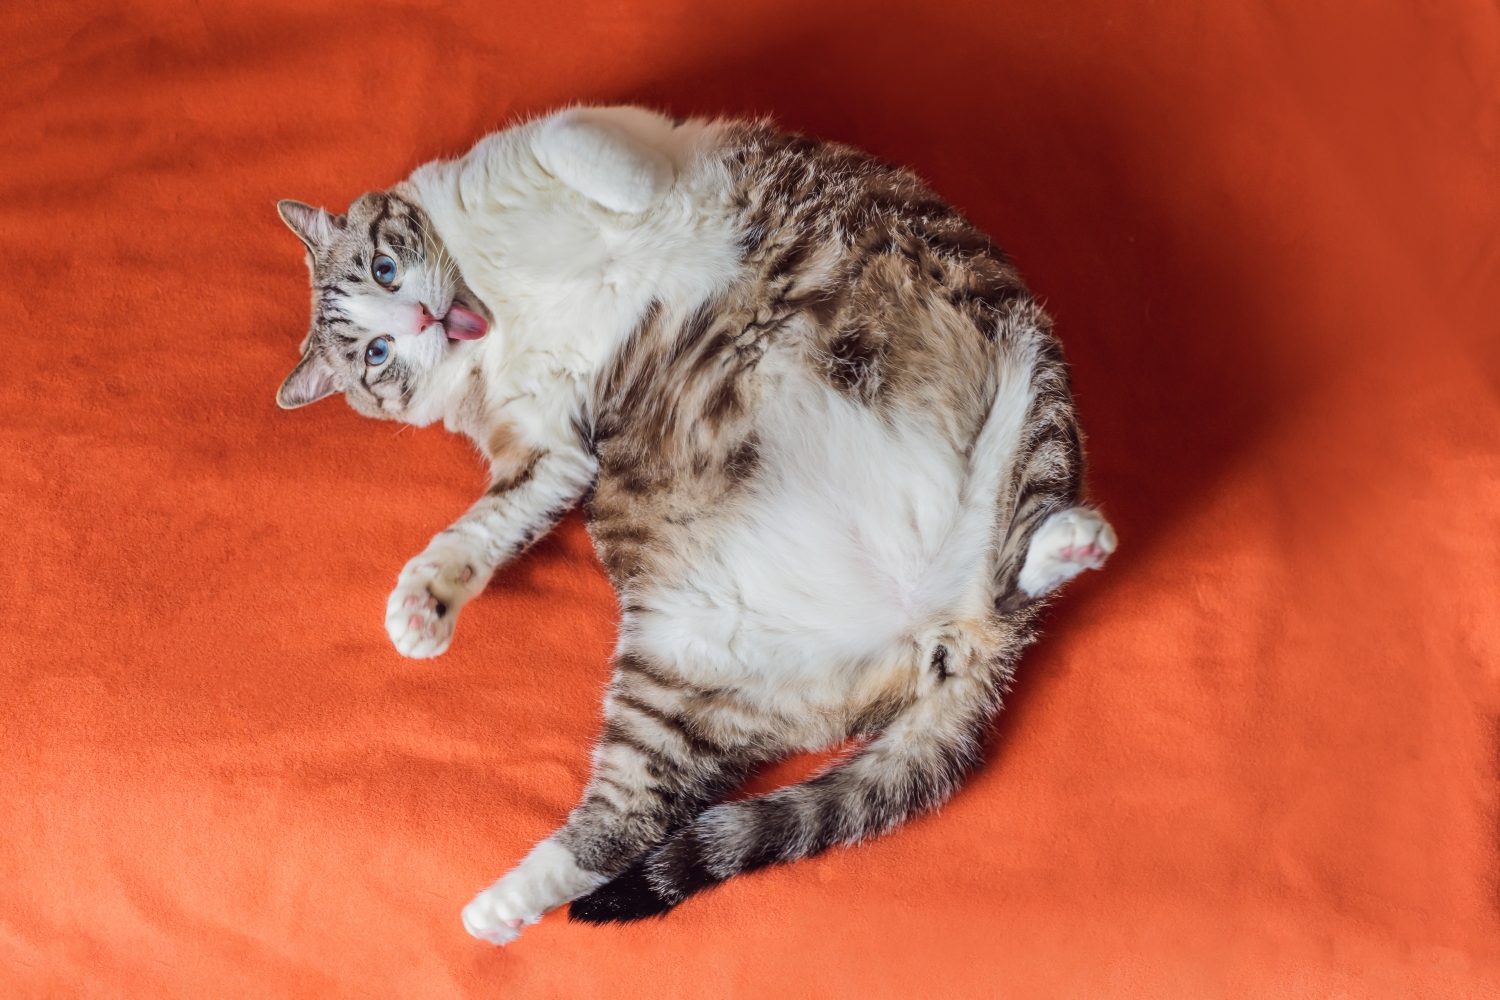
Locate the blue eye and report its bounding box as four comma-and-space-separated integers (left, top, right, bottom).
372, 254, 397, 286
364, 337, 391, 365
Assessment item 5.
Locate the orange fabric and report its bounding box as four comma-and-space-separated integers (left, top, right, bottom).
3, 1, 1498, 995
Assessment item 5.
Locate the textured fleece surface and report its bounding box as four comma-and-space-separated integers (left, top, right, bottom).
2, 1, 1498, 996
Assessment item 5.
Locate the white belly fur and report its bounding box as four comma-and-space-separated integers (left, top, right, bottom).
629, 347, 1037, 726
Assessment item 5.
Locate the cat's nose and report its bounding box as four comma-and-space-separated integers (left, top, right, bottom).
418, 303, 437, 329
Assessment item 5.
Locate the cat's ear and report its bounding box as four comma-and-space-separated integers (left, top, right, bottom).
276, 199, 346, 252
534, 111, 674, 214
277, 351, 341, 409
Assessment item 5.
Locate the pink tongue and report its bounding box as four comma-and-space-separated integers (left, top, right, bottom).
442, 305, 489, 341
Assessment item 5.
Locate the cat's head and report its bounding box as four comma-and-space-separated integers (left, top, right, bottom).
275, 190, 491, 422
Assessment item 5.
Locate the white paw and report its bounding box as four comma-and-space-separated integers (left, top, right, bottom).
461, 879, 539, 946
1017, 507, 1117, 598
462, 840, 607, 947
384, 544, 480, 658
537, 110, 674, 213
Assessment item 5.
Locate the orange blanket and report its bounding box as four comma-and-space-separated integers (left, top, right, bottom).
4, 1, 1497, 995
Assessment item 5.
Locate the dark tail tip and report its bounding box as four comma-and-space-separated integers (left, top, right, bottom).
569, 860, 677, 924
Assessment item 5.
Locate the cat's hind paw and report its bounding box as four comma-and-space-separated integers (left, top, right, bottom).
462, 840, 607, 946
1017, 507, 1117, 598
461, 892, 528, 946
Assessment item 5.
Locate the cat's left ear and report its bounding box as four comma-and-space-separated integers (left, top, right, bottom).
277, 199, 347, 253
277, 351, 341, 409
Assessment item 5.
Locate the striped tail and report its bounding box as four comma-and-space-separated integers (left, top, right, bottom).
569, 659, 1006, 923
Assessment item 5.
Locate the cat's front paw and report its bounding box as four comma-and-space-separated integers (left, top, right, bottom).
385, 546, 480, 658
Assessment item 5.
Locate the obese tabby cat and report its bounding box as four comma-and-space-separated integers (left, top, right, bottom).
274, 106, 1115, 944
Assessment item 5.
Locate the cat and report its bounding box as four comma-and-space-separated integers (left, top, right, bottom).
274, 106, 1116, 945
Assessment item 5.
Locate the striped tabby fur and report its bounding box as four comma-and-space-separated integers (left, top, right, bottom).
275, 107, 1116, 944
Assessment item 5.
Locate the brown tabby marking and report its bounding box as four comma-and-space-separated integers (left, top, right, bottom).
485, 422, 547, 496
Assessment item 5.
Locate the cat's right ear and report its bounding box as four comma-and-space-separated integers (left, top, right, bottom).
277, 351, 341, 409
276, 199, 346, 252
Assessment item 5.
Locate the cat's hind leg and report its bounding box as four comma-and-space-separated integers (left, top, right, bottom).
461, 838, 607, 945
568, 632, 1006, 923
462, 649, 760, 944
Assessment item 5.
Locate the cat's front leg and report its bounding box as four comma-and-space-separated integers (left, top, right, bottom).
386, 445, 595, 658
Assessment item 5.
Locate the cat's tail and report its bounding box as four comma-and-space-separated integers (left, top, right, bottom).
568, 644, 1006, 923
